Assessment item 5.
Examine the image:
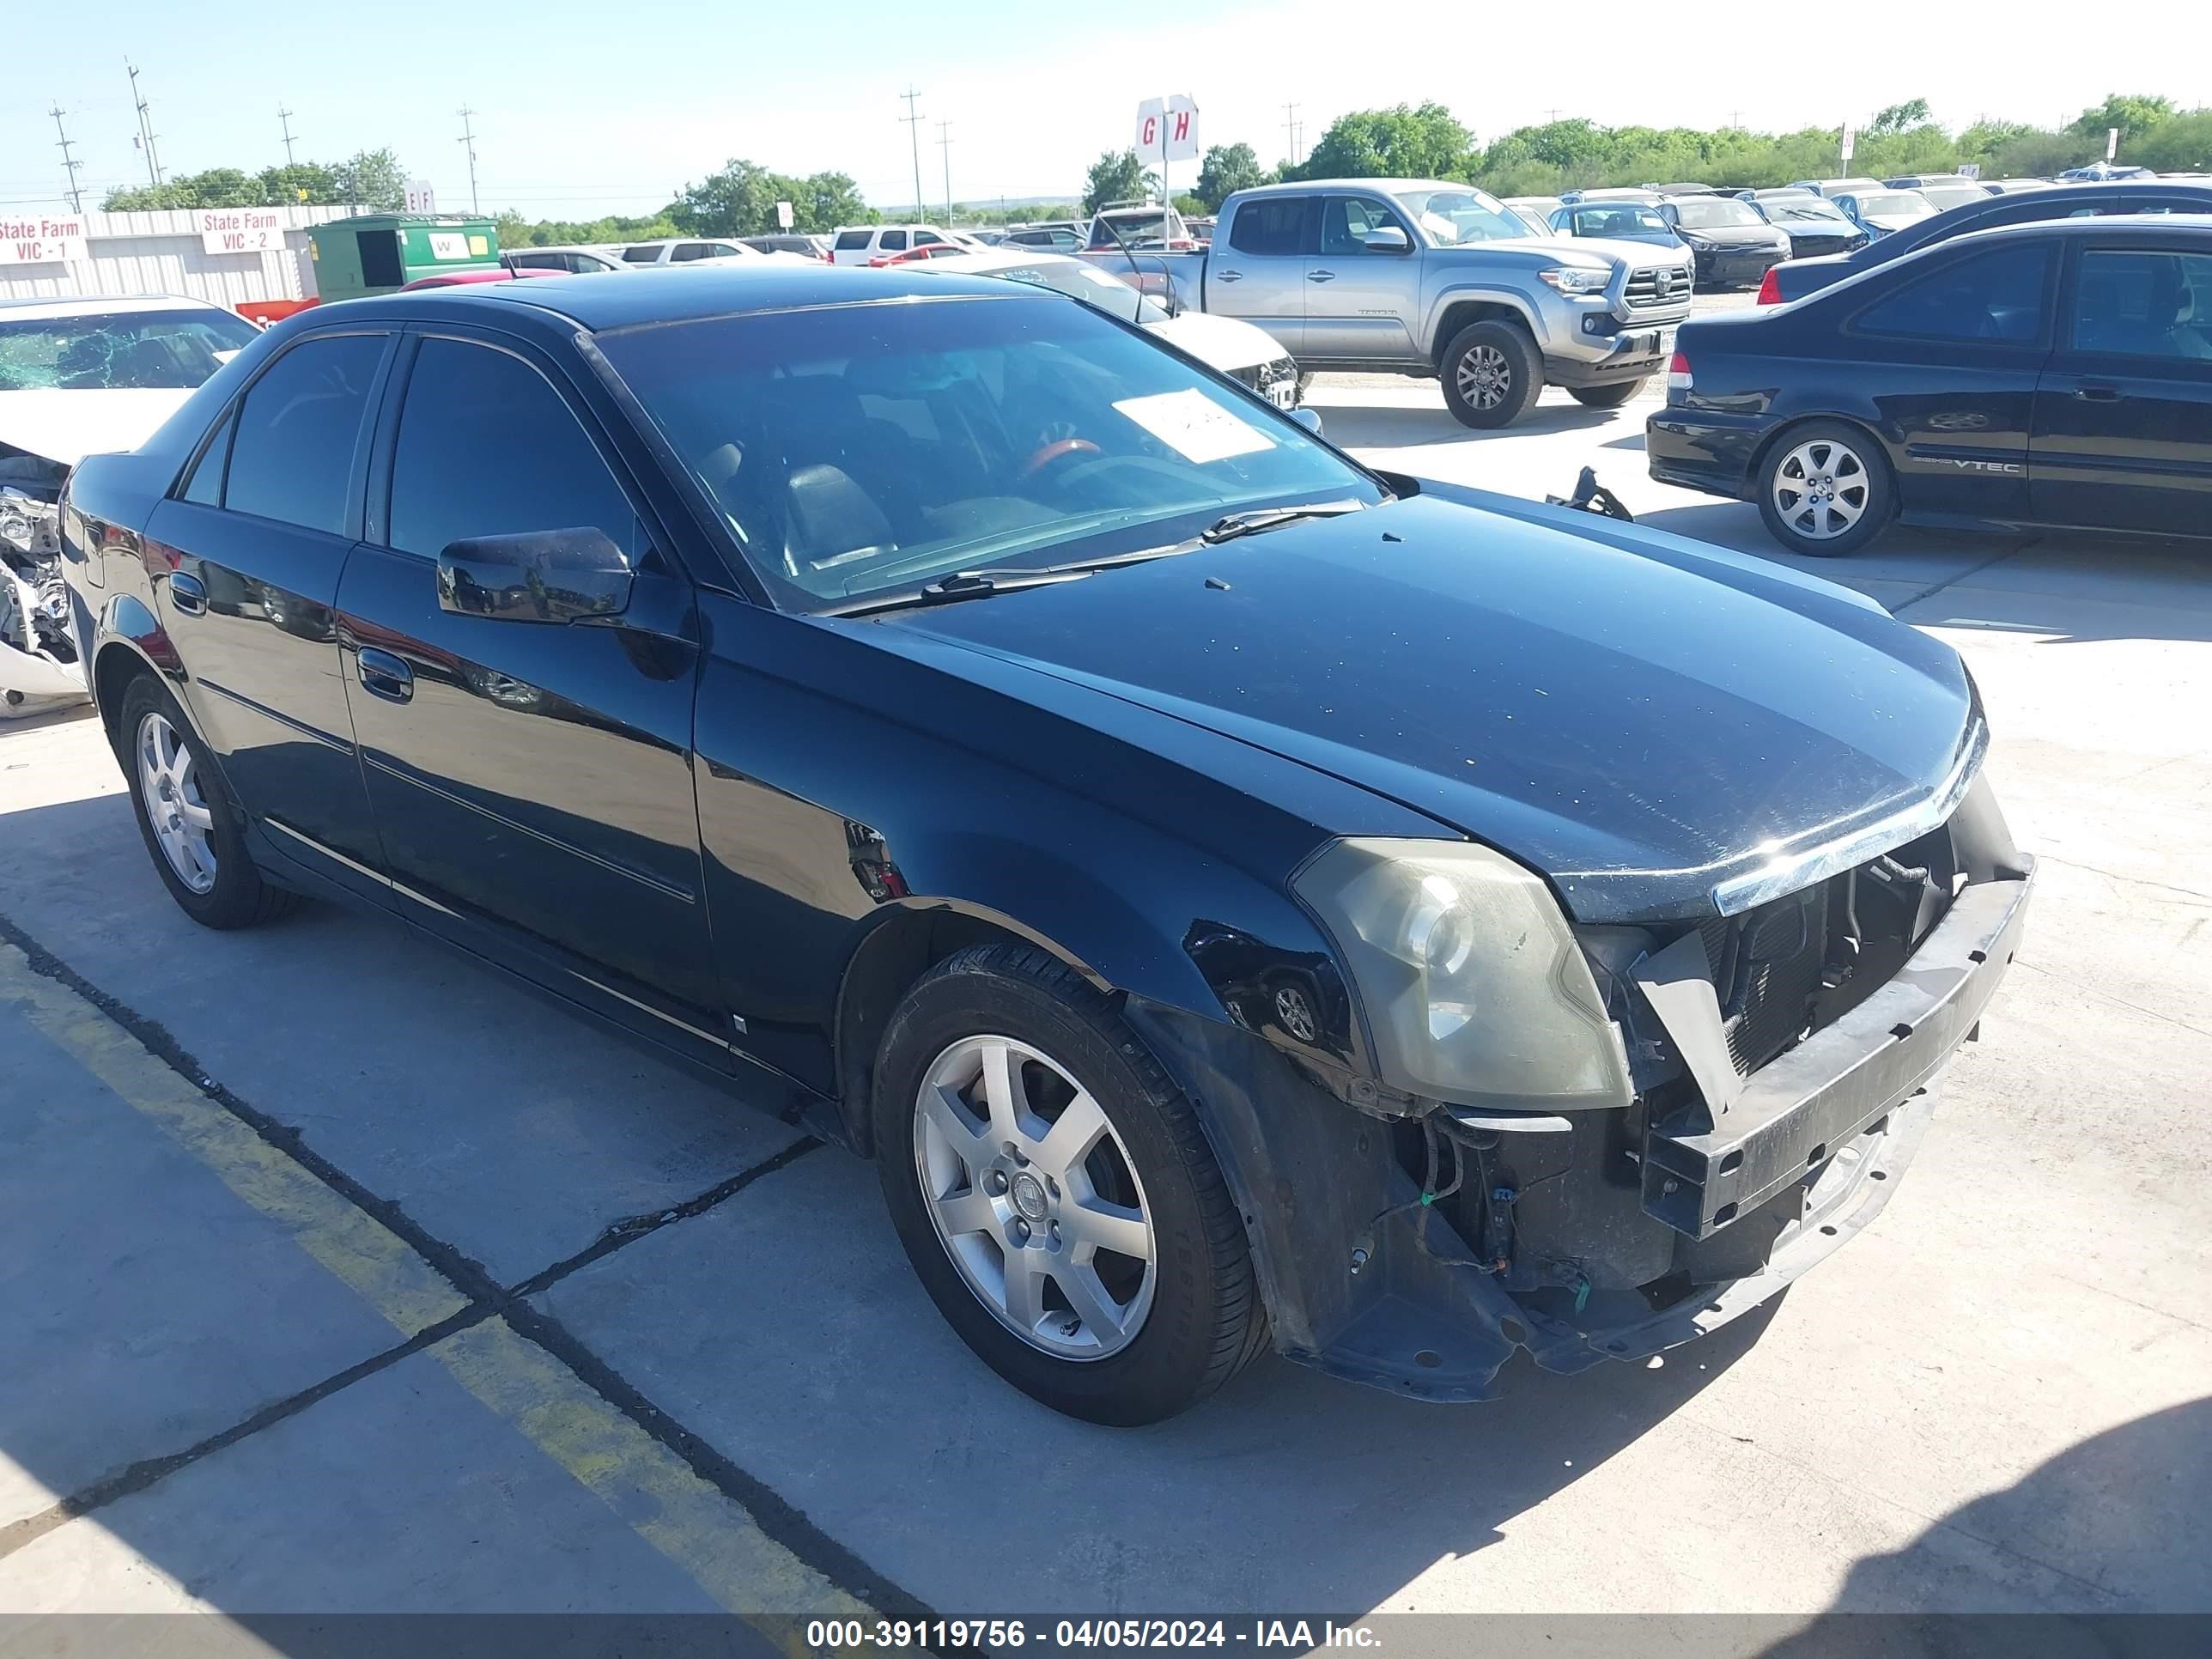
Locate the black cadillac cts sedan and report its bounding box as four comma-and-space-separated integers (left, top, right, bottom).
62, 267, 2033, 1424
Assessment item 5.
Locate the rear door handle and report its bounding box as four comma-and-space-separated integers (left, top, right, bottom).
168, 571, 207, 617
1307, 269, 1336, 283
1213, 269, 1242, 283
356, 647, 414, 704
2072, 382, 2124, 401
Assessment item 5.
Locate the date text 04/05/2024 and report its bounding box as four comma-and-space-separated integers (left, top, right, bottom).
804, 1620, 1383, 1650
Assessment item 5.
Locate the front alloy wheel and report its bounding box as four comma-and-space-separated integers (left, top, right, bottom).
914, 1035, 1156, 1359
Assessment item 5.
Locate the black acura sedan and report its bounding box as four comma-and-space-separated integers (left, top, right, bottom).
63, 266, 2032, 1423
1651, 215, 2212, 556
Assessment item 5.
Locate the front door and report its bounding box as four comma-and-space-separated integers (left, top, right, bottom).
1208, 194, 1314, 356
335, 330, 724, 1061
1303, 192, 1421, 362
142, 328, 394, 898
2031, 240, 2212, 535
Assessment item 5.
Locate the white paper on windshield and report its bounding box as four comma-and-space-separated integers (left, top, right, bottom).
1113, 390, 1275, 465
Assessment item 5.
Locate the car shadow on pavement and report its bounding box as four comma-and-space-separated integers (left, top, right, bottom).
1317, 399, 1629, 450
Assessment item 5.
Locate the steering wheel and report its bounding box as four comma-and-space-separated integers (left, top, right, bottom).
1021, 437, 1102, 478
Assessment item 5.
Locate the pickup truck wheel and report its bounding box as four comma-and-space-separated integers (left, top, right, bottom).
872, 943, 1266, 1425
1756, 421, 1894, 557
1568, 380, 1644, 410
1442, 321, 1542, 428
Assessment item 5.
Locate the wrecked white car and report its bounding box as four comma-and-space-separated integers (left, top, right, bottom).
0, 295, 259, 712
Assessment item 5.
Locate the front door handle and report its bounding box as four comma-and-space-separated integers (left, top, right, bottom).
2072, 382, 2124, 401
168, 571, 207, 617
1213, 269, 1243, 283
356, 647, 414, 704
1307, 269, 1336, 283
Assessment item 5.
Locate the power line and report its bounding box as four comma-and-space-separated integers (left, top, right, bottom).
457, 106, 480, 215
126, 60, 164, 190
897, 88, 926, 221
50, 106, 85, 215
278, 106, 297, 166
1282, 101, 1301, 166
937, 121, 953, 223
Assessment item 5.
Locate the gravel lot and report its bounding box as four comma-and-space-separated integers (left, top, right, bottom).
2, 319, 2206, 1640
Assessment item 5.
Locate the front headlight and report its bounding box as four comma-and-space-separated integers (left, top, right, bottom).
1293, 839, 1633, 1110
1537, 265, 1610, 295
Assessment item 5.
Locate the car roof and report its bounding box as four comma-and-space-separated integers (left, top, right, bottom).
1231, 178, 1463, 200
0, 292, 231, 319
320, 262, 1036, 334
1921, 212, 2212, 258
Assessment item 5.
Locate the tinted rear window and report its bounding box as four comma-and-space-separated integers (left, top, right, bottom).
1228, 198, 1310, 256
1854, 243, 2053, 344
835, 230, 872, 250
223, 333, 385, 536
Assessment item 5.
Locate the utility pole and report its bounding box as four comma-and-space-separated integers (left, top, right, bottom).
51, 106, 85, 214
1282, 102, 1301, 167
278, 106, 298, 166
126, 60, 165, 189
457, 106, 480, 214
898, 88, 926, 218
937, 121, 953, 224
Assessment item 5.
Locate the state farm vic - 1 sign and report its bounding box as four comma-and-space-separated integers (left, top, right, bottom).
198, 210, 287, 254
1, 215, 88, 265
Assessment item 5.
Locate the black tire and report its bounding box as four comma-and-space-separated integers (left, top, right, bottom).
1755, 420, 1894, 557
118, 672, 302, 929
872, 943, 1265, 1425
1440, 319, 1543, 428
1568, 380, 1644, 410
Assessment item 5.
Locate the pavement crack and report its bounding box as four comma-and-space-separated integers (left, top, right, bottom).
2012, 957, 2212, 1043
2030, 851, 2212, 909
507, 1134, 823, 1300
1890, 534, 2038, 615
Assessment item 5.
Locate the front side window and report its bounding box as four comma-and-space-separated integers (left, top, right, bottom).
2070, 250, 2212, 361
1227, 198, 1311, 257
671, 243, 712, 263
879, 231, 908, 252
1320, 197, 1410, 255
1854, 243, 2053, 344
387, 338, 636, 560
622, 245, 662, 264
915, 230, 946, 246
0, 307, 258, 392
223, 333, 386, 536
600, 295, 1382, 612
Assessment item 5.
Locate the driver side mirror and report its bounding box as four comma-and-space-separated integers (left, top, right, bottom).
1361, 226, 1411, 253
437, 527, 633, 624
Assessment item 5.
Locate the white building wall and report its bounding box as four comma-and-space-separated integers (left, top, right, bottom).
0, 206, 355, 306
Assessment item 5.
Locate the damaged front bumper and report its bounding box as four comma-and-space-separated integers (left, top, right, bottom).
1128, 857, 2033, 1403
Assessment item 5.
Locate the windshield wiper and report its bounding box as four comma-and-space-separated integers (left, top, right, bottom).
1200, 501, 1365, 544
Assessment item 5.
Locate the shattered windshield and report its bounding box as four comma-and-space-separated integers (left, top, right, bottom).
0, 310, 259, 392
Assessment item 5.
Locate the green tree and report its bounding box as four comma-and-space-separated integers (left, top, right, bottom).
1194, 143, 1265, 211
1083, 149, 1154, 214
792, 171, 871, 231
2068, 94, 2175, 148
1956, 120, 2032, 165
1293, 102, 1471, 183
1990, 129, 2098, 177
330, 149, 407, 211
671, 158, 781, 235
2134, 109, 2212, 172
1869, 98, 1933, 137
257, 161, 339, 205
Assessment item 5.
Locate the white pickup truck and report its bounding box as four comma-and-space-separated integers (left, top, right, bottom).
1087, 178, 1695, 428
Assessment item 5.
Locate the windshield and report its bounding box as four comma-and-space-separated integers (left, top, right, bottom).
1389, 187, 1529, 246
1853, 192, 1938, 222
1090, 210, 1185, 249
1763, 198, 1852, 226
947, 258, 1168, 326
1565, 204, 1672, 238
1920, 185, 1990, 212
0, 308, 258, 392
600, 295, 1381, 612
1671, 198, 1764, 229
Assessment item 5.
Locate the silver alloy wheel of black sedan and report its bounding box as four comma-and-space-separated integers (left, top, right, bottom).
135, 709, 218, 894
914, 1033, 1158, 1359
1771, 435, 1870, 542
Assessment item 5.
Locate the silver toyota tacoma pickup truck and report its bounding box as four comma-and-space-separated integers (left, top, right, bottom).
1093, 179, 1695, 428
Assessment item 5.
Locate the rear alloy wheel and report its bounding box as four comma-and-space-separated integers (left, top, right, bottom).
1756, 422, 1893, 557
1441, 320, 1542, 429
873, 943, 1265, 1425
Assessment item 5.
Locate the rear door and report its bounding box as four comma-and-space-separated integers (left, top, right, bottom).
1304, 191, 1421, 363
1834, 238, 2058, 520
335, 328, 726, 1064
2031, 236, 2212, 536
1207, 195, 1315, 355
142, 328, 395, 898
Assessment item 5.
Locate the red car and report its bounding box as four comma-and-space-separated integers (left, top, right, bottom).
866, 242, 969, 268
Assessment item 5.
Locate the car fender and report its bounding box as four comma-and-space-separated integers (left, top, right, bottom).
1421, 281, 1548, 355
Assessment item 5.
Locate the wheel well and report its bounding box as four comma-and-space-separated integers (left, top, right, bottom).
92, 642, 149, 753
1430, 301, 1533, 368
833, 908, 1038, 1155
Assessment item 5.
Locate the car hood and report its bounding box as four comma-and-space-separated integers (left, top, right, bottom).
1145, 310, 1281, 374
892, 489, 1981, 922
0, 387, 195, 468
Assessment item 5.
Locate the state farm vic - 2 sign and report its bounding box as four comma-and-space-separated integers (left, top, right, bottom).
199, 210, 287, 254
1, 215, 88, 265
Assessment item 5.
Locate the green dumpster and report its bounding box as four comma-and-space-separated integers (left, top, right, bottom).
306, 213, 501, 301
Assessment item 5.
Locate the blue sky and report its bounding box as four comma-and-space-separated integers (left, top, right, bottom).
9, 1, 2209, 219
